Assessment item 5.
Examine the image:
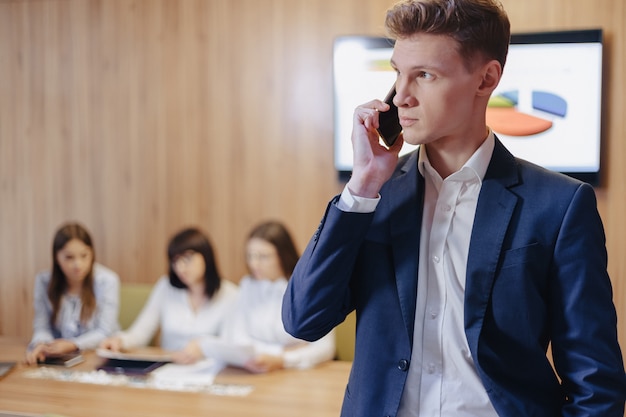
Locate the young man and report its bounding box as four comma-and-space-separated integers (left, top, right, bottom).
282, 0, 626, 416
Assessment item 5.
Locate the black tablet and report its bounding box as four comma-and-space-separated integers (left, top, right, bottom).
97, 358, 167, 376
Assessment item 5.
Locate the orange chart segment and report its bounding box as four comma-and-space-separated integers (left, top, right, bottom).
486, 107, 553, 136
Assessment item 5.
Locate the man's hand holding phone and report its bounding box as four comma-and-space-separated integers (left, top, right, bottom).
348, 85, 404, 199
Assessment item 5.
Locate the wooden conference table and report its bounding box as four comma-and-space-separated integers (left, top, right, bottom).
0, 337, 351, 417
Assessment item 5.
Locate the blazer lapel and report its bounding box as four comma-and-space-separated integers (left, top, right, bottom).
388, 152, 423, 346
464, 138, 520, 354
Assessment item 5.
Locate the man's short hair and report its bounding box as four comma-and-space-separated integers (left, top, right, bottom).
385, 0, 511, 70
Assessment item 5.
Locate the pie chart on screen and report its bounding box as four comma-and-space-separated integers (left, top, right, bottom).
487, 90, 567, 137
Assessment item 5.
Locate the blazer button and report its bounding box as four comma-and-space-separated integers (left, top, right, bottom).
397, 359, 410, 371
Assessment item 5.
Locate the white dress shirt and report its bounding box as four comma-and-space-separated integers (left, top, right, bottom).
339, 132, 499, 416
218, 276, 336, 369
117, 276, 239, 351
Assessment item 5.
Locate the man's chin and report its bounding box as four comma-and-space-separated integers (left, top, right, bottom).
400, 133, 427, 147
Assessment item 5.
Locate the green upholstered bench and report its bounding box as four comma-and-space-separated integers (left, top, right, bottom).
334, 311, 356, 361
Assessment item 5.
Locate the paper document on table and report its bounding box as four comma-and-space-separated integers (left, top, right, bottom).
207, 341, 254, 367
96, 348, 172, 362
150, 359, 224, 388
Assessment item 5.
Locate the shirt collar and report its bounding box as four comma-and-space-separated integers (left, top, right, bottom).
417, 129, 495, 185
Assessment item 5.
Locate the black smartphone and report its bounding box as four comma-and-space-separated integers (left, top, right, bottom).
376, 86, 402, 147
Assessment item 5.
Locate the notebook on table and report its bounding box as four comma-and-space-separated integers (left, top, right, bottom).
0, 362, 16, 380
38, 352, 84, 367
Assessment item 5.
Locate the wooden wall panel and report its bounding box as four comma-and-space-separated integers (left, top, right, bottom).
1, 0, 625, 379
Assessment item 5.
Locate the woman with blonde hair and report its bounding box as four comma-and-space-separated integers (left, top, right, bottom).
213, 220, 335, 373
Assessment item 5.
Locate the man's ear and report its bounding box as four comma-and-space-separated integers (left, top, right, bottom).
477, 60, 502, 97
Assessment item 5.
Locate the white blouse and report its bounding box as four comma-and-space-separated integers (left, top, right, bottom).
117, 276, 238, 351
29, 263, 121, 351
218, 276, 336, 369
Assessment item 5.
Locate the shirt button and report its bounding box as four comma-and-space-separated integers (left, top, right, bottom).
432, 255, 440, 263
441, 204, 451, 212
429, 310, 437, 319
397, 359, 410, 372
426, 363, 436, 374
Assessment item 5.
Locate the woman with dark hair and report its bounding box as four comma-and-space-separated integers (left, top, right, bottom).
100, 227, 238, 364
25, 222, 120, 365
212, 220, 335, 373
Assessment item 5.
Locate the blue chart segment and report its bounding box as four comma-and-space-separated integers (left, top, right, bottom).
532, 91, 567, 117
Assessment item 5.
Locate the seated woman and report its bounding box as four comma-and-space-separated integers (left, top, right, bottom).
212, 220, 335, 373
100, 227, 238, 364
25, 222, 120, 365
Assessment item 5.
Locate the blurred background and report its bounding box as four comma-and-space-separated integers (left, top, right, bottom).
1, 0, 624, 368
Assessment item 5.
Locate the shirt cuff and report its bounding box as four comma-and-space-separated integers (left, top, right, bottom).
336, 185, 380, 213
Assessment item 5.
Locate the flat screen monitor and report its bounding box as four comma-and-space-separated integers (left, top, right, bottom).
332, 29, 604, 185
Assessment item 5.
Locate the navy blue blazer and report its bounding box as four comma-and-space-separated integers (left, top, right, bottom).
283, 139, 626, 416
